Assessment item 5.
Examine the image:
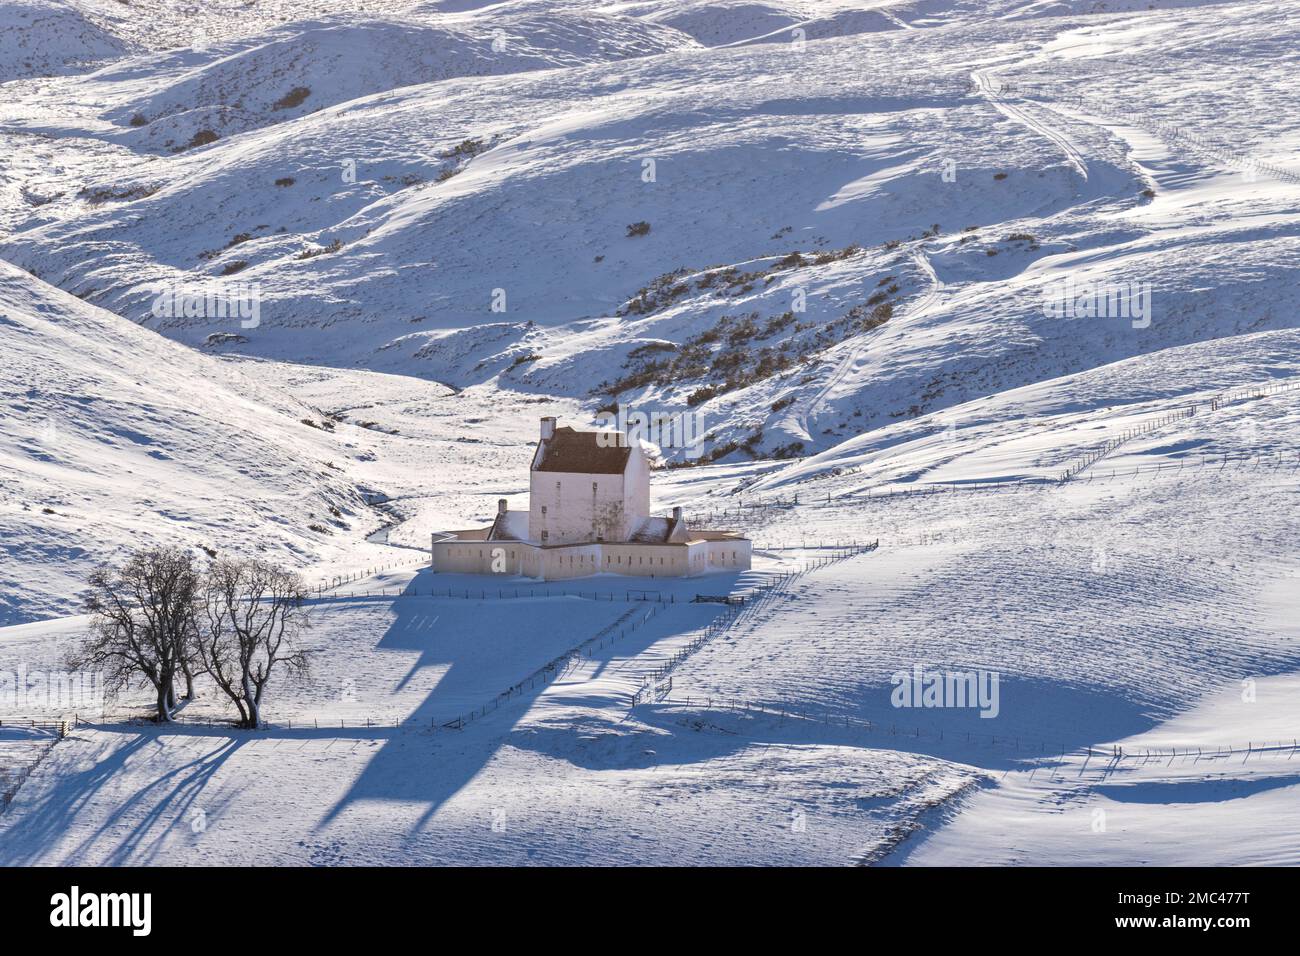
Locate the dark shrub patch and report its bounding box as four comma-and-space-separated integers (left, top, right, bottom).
295, 239, 342, 260
440, 138, 487, 159
687, 385, 719, 407
272, 87, 311, 110
178, 129, 218, 151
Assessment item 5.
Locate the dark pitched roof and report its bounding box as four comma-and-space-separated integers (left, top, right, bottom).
534, 426, 632, 474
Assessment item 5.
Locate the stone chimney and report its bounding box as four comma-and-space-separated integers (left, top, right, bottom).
498, 498, 508, 515
540, 416, 556, 440
672, 506, 683, 525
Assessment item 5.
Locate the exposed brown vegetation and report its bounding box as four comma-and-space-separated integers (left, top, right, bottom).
272, 86, 311, 110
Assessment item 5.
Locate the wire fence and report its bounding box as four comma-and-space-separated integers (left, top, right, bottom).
630, 541, 879, 705
1058, 379, 1300, 483
846, 479, 1049, 503
1084, 739, 1300, 762
0, 718, 68, 736
1063, 450, 1300, 483
1057, 407, 1197, 482
71, 712, 385, 731
0, 719, 68, 813
682, 495, 801, 528
315, 555, 427, 595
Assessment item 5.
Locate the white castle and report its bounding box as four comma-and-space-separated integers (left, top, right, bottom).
431, 417, 751, 580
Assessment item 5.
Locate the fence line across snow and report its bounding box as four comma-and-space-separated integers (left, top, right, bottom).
1057, 378, 1300, 483
630, 541, 879, 706
0, 719, 69, 813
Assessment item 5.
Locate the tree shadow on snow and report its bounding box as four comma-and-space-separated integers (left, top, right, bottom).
1, 730, 245, 866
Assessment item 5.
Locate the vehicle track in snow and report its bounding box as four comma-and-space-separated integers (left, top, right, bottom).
790, 61, 1100, 462
971, 69, 1089, 187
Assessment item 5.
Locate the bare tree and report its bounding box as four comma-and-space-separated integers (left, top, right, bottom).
178, 653, 198, 703
198, 558, 311, 728
73, 547, 200, 722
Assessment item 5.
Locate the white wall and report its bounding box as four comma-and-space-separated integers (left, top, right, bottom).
528, 470, 630, 544
622, 445, 650, 537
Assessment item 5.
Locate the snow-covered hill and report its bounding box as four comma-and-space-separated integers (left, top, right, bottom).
0, 260, 382, 624
0, 0, 132, 81
53, 12, 698, 154
0, 0, 1296, 868
2, 0, 1296, 467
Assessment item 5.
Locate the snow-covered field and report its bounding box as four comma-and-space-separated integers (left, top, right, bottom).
0, 0, 1296, 866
